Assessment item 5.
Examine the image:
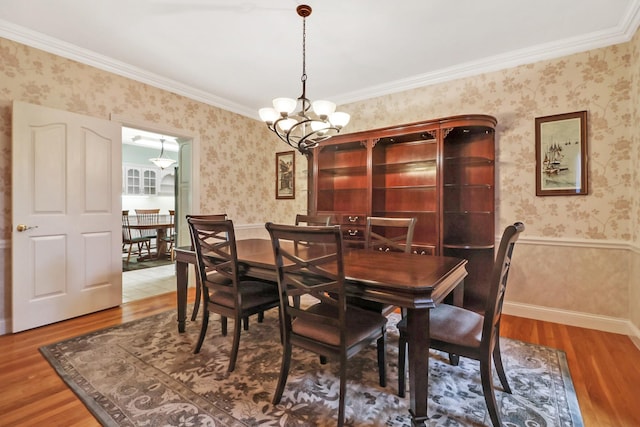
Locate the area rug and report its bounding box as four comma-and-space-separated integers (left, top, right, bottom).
122, 256, 173, 272
40, 309, 584, 427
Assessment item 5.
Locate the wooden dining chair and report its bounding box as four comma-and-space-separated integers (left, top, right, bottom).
188, 217, 280, 373
186, 213, 228, 322
265, 222, 387, 427
294, 213, 332, 226
353, 216, 418, 316
365, 216, 416, 253
396, 222, 524, 427
161, 209, 176, 256
121, 210, 151, 266
135, 208, 160, 245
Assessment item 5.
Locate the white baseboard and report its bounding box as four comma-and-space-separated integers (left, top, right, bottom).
503, 301, 640, 348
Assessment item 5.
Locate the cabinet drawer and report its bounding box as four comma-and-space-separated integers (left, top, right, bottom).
411, 245, 436, 256
338, 213, 366, 226
342, 225, 364, 240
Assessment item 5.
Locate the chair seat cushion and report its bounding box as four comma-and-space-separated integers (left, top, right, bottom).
397, 304, 483, 349
293, 303, 387, 347
210, 280, 278, 310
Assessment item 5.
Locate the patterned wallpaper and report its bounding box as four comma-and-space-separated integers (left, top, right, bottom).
338, 35, 639, 324
343, 44, 635, 242
0, 38, 306, 239
629, 28, 640, 331
0, 37, 306, 325
0, 27, 638, 332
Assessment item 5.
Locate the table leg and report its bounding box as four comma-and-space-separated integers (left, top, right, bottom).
156, 228, 167, 259
407, 307, 430, 427
176, 257, 188, 333
453, 278, 464, 307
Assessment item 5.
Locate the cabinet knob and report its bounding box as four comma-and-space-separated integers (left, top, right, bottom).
348, 216, 359, 222
347, 229, 358, 236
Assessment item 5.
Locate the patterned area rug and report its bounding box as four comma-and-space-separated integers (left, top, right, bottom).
40, 309, 584, 427
122, 256, 173, 272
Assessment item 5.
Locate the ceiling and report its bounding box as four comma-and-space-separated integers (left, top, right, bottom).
122, 127, 179, 151
1, 0, 639, 120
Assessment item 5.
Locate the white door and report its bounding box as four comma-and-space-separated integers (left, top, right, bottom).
12, 101, 122, 332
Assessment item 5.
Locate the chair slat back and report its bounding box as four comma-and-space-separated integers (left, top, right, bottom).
167, 209, 175, 237
365, 216, 417, 253
135, 208, 160, 238
483, 222, 524, 341
185, 214, 228, 249
295, 214, 332, 226
121, 210, 133, 241
188, 218, 239, 297
266, 223, 346, 333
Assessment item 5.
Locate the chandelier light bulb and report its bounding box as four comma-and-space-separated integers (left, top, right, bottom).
277, 118, 297, 132
311, 120, 330, 133
273, 98, 297, 116
259, 108, 279, 124
311, 100, 336, 119
329, 111, 351, 129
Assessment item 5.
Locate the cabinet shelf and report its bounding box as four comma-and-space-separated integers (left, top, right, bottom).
319, 188, 366, 192
443, 156, 494, 165
373, 185, 436, 190
444, 210, 492, 215
443, 243, 495, 250
373, 210, 437, 214
318, 165, 367, 176
444, 183, 492, 189
372, 160, 436, 173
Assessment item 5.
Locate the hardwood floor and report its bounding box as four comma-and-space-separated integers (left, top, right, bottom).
500, 314, 640, 427
0, 290, 638, 427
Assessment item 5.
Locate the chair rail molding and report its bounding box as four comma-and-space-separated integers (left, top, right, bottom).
513, 235, 631, 251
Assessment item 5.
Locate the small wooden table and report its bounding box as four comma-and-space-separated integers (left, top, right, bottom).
174, 239, 466, 427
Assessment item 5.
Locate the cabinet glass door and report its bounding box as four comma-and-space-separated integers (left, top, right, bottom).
371, 131, 438, 254
316, 140, 368, 213
442, 125, 495, 311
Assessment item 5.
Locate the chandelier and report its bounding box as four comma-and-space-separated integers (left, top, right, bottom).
149, 138, 176, 170
258, 4, 350, 154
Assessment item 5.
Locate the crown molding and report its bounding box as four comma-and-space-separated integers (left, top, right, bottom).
0, 19, 257, 119
334, 2, 640, 105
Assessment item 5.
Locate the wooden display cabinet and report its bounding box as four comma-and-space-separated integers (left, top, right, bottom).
308, 115, 496, 311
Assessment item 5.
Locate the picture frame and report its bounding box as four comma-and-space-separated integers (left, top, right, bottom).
535, 110, 588, 196
275, 151, 295, 199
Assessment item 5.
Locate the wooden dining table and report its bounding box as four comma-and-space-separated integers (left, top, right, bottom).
174, 239, 467, 427
127, 221, 174, 260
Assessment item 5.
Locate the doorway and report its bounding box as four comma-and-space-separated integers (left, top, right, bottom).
114, 117, 200, 303
121, 127, 177, 301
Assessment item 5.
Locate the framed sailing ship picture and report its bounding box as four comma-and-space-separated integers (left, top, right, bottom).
535, 111, 588, 196
276, 151, 295, 199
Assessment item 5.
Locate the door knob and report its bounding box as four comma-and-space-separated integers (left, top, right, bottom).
16, 224, 38, 232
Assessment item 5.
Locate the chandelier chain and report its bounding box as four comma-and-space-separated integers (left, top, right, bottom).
301, 15, 307, 85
